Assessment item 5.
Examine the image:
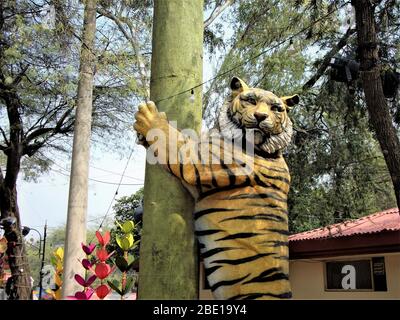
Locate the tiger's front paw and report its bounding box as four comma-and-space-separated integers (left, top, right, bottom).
133, 101, 167, 145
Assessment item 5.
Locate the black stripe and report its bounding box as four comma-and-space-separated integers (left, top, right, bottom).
201, 247, 238, 259
259, 171, 290, 184
254, 173, 285, 193
179, 152, 185, 182
204, 265, 221, 277
220, 213, 286, 223
198, 178, 251, 200
166, 161, 173, 174
243, 270, 289, 285
274, 256, 289, 260
227, 192, 286, 202
193, 163, 202, 193
247, 202, 288, 214
264, 228, 290, 235
195, 229, 221, 236
211, 253, 273, 265
256, 163, 289, 174
216, 232, 262, 241
258, 241, 289, 247
194, 207, 240, 220
228, 292, 292, 300
210, 274, 250, 292
211, 173, 219, 188
209, 149, 236, 186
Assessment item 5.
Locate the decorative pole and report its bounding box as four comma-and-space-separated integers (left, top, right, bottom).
138, 0, 204, 299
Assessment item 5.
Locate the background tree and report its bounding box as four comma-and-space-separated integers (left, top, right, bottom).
108, 188, 143, 261
0, 0, 152, 299
202, 0, 398, 232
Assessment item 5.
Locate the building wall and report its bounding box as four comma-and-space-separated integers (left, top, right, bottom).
199, 253, 400, 299
290, 253, 400, 300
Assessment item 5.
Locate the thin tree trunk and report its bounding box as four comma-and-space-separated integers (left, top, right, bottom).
138, 0, 203, 299
352, 0, 400, 210
0, 82, 32, 300
62, 0, 97, 298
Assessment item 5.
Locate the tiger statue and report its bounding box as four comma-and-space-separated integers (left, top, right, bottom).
133, 77, 299, 300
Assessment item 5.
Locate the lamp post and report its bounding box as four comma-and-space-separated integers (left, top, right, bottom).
22, 222, 47, 300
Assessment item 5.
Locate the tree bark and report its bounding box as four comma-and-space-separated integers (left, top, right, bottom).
0, 92, 32, 299
62, 0, 97, 298
138, 0, 203, 299
352, 0, 400, 210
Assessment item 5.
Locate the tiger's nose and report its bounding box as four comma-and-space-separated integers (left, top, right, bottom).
254, 112, 268, 123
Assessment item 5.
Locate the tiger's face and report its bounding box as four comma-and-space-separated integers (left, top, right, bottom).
218, 77, 299, 155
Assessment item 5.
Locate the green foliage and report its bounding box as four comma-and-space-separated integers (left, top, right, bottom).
203, 0, 398, 232
108, 188, 143, 258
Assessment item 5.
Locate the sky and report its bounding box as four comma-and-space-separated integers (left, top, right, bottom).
18, 145, 146, 233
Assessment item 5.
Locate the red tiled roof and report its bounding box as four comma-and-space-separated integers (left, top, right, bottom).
289, 208, 400, 242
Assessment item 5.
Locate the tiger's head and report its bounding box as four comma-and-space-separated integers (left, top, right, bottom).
218, 76, 299, 155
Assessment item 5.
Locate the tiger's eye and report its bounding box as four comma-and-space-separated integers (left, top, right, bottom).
271, 104, 283, 112
246, 97, 257, 105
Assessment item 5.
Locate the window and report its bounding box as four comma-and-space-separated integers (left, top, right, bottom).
325, 257, 387, 292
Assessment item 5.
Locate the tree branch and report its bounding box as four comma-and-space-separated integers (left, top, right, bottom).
23, 106, 74, 145
97, 7, 149, 98
302, 27, 356, 91
204, 0, 235, 28
0, 127, 9, 146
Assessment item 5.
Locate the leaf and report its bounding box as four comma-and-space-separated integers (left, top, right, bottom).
115, 256, 129, 272
95, 262, 112, 280
74, 274, 86, 287
116, 235, 133, 251
96, 284, 111, 299
54, 247, 64, 260
107, 280, 122, 296
127, 255, 135, 266
86, 275, 97, 287
96, 248, 112, 262
121, 221, 135, 233
122, 277, 135, 296
82, 259, 93, 270
50, 256, 57, 267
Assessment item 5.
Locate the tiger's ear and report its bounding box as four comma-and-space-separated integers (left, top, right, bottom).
230, 76, 249, 97
281, 94, 300, 108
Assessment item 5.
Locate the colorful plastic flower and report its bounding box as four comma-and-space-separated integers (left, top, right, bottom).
81, 243, 96, 255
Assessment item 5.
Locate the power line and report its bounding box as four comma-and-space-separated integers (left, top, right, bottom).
50, 168, 143, 186
37, 151, 144, 186
89, 148, 135, 242
153, 2, 350, 104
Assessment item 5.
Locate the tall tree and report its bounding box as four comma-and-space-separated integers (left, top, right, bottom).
351, 0, 400, 210
0, 0, 152, 299
62, 0, 97, 299
138, 0, 204, 299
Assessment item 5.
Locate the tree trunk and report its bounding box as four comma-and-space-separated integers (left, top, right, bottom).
352, 0, 400, 210
138, 0, 203, 299
0, 186, 31, 300
0, 71, 32, 300
62, 0, 97, 298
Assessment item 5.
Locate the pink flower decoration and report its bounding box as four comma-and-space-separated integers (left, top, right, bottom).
95, 284, 110, 300
96, 248, 113, 262
68, 288, 95, 300
82, 259, 93, 270
74, 274, 97, 287
81, 243, 96, 255
95, 262, 114, 280
96, 231, 110, 247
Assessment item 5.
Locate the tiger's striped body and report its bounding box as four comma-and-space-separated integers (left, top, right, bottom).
133, 77, 298, 300
193, 149, 291, 300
